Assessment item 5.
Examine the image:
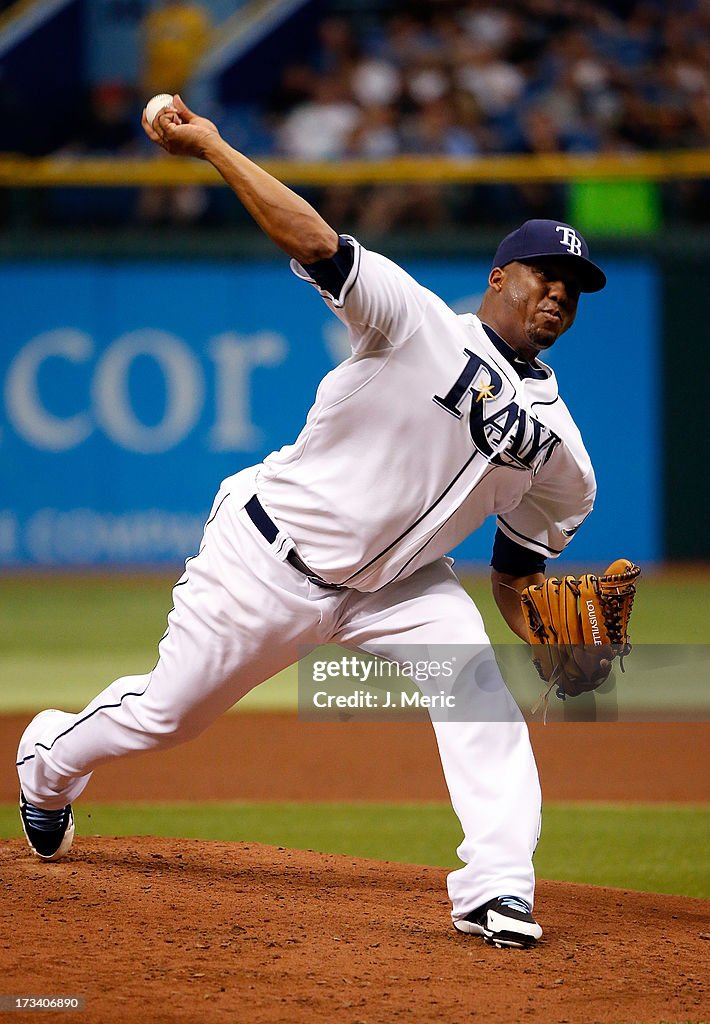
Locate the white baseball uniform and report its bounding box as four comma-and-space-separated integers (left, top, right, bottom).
17, 236, 595, 921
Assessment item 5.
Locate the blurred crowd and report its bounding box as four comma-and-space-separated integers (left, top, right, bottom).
267, 0, 710, 161
10, 0, 710, 230
251, 0, 710, 231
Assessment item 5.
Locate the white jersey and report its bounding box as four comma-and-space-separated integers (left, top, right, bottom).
257, 237, 595, 591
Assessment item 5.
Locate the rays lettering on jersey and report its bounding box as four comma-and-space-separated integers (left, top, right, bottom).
433, 348, 561, 472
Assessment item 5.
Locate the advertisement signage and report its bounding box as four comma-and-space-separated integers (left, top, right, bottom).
0, 258, 658, 567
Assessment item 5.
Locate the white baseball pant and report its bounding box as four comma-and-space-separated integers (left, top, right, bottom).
17, 467, 542, 919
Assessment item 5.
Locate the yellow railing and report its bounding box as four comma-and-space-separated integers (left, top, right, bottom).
1, 150, 710, 187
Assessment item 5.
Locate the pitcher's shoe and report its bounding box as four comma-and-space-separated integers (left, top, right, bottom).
20, 790, 74, 862
454, 895, 542, 949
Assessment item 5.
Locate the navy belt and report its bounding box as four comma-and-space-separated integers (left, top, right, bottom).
244, 495, 344, 590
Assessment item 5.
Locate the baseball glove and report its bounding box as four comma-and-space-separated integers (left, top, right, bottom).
521, 558, 641, 699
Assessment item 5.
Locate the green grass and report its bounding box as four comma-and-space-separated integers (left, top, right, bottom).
1, 800, 708, 899
4, 575, 708, 903
1, 572, 708, 713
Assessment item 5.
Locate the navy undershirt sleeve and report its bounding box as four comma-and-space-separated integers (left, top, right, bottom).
302, 236, 356, 301
491, 528, 547, 577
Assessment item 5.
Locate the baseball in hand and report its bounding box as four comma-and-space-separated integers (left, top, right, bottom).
145, 93, 176, 127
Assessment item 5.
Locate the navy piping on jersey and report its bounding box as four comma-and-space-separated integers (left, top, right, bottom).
152, 545, 201, 661
303, 236, 358, 304
339, 239, 361, 306
479, 323, 550, 381
15, 680, 154, 768
16, 493, 232, 770
498, 515, 563, 557
205, 492, 231, 528
372, 467, 497, 590
381, 485, 547, 590
151, 493, 231, 665
339, 447, 484, 585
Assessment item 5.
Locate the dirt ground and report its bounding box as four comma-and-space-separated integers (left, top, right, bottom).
2, 716, 709, 1023
1, 839, 708, 1024
1, 715, 709, 803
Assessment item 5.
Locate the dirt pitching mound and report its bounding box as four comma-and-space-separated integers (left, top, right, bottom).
2, 838, 708, 1024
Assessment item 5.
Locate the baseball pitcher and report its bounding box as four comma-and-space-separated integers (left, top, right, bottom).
17, 96, 638, 950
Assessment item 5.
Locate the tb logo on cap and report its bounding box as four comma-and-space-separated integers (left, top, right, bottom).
556, 226, 582, 256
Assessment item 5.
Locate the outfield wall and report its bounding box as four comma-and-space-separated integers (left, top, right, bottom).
0, 256, 659, 567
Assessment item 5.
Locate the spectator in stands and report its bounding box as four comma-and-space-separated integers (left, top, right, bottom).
140, 0, 212, 97
453, 40, 527, 121
315, 17, 360, 76
377, 12, 439, 68
266, 64, 318, 120
60, 83, 139, 157
351, 56, 402, 110
277, 74, 361, 160
348, 104, 400, 159
403, 53, 450, 108
402, 95, 481, 156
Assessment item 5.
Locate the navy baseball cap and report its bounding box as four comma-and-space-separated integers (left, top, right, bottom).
492, 219, 606, 292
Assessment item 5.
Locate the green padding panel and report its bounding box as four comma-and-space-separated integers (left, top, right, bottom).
569, 180, 661, 234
